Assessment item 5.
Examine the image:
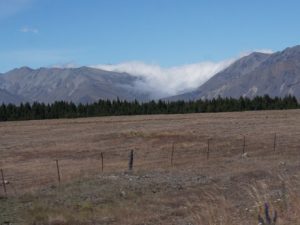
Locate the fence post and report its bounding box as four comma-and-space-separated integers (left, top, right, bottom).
171, 143, 175, 167
273, 133, 277, 152
1, 168, 7, 197
128, 150, 134, 171
207, 139, 210, 160
56, 160, 61, 184
243, 135, 246, 154
100, 152, 104, 172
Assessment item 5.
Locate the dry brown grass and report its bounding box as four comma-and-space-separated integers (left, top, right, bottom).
0, 110, 300, 224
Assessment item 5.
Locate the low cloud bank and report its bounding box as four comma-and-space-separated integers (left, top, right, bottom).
92, 59, 234, 99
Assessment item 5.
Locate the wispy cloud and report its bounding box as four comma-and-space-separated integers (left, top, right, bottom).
20, 26, 39, 34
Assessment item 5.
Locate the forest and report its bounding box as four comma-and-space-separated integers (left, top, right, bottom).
0, 95, 298, 121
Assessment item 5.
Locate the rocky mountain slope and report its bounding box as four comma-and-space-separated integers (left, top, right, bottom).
0, 66, 150, 104
168, 46, 300, 101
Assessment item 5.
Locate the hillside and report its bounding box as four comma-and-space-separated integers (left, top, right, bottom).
0, 66, 150, 104
169, 46, 300, 101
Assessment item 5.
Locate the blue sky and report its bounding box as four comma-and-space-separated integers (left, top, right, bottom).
1, 0, 300, 73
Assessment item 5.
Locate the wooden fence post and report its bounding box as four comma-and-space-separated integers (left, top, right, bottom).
243, 135, 246, 154
128, 150, 134, 171
207, 139, 210, 160
1, 168, 7, 197
100, 152, 104, 172
273, 133, 277, 152
56, 160, 61, 184
171, 143, 175, 167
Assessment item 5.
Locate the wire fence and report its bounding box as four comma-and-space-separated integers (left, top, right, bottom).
0, 132, 300, 197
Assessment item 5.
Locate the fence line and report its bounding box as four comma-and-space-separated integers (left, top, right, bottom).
0, 133, 299, 197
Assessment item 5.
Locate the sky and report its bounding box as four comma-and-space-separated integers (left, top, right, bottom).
1, 0, 300, 94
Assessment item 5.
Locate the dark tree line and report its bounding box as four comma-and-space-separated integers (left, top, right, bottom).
0, 95, 298, 122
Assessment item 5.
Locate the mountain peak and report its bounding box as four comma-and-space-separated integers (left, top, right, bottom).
248, 51, 272, 57
7, 66, 34, 74
17, 66, 34, 71
283, 45, 300, 52
280, 45, 300, 57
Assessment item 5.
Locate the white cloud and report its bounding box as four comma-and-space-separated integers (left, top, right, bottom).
20, 26, 39, 34
255, 49, 274, 54
92, 59, 234, 98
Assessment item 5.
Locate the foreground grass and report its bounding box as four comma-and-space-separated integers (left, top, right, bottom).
1, 168, 300, 225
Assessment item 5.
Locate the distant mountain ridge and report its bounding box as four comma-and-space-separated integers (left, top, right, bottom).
168, 46, 300, 101
0, 66, 150, 104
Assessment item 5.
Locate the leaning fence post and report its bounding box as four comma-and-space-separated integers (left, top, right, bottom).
100, 152, 104, 172
171, 143, 175, 167
1, 168, 7, 197
56, 160, 61, 184
128, 150, 134, 171
243, 135, 246, 154
273, 133, 277, 152
207, 139, 210, 160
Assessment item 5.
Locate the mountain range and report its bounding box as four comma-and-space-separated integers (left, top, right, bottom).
1, 45, 300, 104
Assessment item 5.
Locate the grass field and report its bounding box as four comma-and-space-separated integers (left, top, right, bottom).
1, 110, 300, 224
